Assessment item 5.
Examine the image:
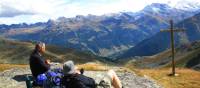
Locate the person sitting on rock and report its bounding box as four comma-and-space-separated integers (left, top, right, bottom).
29, 42, 50, 79
61, 60, 122, 88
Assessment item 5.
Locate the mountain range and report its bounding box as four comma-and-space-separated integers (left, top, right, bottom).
118, 11, 200, 59
120, 40, 200, 71
0, 3, 200, 59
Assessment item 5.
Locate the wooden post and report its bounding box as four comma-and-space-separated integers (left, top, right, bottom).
161, 20, 185, 76
170, 20, 176, 76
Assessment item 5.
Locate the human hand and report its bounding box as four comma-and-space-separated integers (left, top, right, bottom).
45, 59, 51, 65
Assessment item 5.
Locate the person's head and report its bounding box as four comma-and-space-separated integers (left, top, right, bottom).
34, 42, 45, 53
63, 60, 76, 75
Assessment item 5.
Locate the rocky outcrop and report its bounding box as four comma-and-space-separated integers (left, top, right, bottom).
0, 67, 162, 88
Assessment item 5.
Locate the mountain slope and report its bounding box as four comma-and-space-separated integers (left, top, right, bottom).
0, 3, 199, 58
0, 38, 102, 64
118, 12, 200, 59
121, 41, 200, 70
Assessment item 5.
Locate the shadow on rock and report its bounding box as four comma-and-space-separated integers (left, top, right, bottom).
12, 74, 29, 82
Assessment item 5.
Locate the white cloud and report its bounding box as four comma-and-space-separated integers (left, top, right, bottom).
0, 4, 35, 17
0, 0, 200, 24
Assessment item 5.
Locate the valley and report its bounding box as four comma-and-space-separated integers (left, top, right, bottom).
0, 1, 200, 88
1, 3, 200, 58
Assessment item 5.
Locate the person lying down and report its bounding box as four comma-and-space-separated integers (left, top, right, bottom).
61, 60, 122, 88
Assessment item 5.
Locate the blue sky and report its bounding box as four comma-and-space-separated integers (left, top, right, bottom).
0, 0, 199, 24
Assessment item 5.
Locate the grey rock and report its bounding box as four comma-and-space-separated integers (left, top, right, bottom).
0, 67, 162, 88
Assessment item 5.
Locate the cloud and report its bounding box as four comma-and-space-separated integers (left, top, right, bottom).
0, 4, 35, 17
0, 0, 151, 18
0, 0, 200, 24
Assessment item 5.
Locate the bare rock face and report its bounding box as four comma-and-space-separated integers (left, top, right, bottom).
85, 71, 162, 88
0, 68, 31, 88
0, 67, 162, 88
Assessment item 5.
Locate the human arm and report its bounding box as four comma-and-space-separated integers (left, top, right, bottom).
35, 55, 50, 71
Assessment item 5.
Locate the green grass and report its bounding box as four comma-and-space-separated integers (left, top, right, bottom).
175, 48, 200, 67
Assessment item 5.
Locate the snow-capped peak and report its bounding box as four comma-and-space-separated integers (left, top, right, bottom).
168, 0, 200, 11
142, 3, 172, 13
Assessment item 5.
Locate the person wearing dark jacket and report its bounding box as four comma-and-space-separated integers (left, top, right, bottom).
62, 61, 96, 88
29, 42, 50, 78
61, 61, 122, 88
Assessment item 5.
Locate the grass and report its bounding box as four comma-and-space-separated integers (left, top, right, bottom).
0, 38, 101, 64
0, 63, 110, 72
133, 68, 200, 88
0, 64, 28, 72
175, 48, 200, 67
76, 63, 134, 73
77, 63, 109, 71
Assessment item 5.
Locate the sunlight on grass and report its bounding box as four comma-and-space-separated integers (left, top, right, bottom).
0, 64, 28, 72
77, 63, 130, 73
133, 68, 200, 88
77, 63, 108, 71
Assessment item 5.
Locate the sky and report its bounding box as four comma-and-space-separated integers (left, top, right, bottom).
0, 0, 199, 24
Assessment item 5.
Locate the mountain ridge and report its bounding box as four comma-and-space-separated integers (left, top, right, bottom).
118, 12, 200, 59
119, 40, 200, 71
0, 3, 199, 58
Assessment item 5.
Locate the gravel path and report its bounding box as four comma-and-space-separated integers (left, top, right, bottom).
0, 67, 162, 88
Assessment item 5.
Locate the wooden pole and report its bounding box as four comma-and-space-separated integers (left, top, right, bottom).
170, 20, 176, 76
161, 20, 185, 76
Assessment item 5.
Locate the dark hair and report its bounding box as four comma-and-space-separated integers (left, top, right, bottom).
33, 42, 45, 53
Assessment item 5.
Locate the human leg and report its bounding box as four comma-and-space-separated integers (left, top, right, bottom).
107, 70, 122, 88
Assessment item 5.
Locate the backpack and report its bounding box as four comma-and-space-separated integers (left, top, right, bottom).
43, 69, 63, 88
36, 73, 47, 86
61, 74, 96, 88
34, 68, 63, 88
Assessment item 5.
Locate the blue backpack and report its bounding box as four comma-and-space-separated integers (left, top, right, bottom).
36, 73, 47, 86
45, 71, 62, 86
36, 68, 63, 87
